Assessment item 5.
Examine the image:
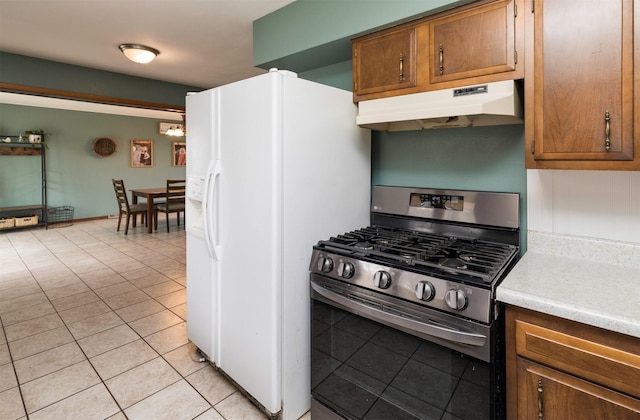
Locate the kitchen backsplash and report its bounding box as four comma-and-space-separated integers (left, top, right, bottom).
527, 170, 640, 244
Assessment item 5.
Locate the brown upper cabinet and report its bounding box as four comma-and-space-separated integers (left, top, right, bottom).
525, 0, 640, 170
352, 26, 417, 97
352, 0, 524, 102
429, 0, 517, 83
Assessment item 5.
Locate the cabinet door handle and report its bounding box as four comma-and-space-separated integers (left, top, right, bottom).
399, 53, 404, 81
537, 378, 544, 419
439, 44, 444, 75
604, 110, 611, 151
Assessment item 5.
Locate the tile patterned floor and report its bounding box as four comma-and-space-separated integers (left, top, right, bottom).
0, 217, 309, 420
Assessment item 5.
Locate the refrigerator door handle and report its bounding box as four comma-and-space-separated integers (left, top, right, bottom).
203, 160, 222, 260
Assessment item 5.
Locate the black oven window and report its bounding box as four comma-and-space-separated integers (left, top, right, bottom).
312, 300, 493, 420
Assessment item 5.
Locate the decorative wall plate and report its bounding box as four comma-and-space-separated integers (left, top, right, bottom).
92, 137, 116, 157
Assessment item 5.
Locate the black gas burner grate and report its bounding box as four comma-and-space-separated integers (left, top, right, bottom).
316, 225, 517, 283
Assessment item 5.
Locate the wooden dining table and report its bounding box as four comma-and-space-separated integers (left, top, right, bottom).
129, 187, 168, 234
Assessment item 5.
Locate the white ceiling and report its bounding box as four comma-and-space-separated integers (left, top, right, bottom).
0, 0, 296, 89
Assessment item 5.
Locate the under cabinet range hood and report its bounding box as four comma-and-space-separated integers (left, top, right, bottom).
356, 80, 523, 131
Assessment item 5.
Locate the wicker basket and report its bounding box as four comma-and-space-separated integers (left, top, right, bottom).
92, 137, 117, 157
47, 206, 74, 228
0, 217, 15, 229
15, 215, 38, 227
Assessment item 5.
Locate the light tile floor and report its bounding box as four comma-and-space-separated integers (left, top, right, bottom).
0, 217, 310, 420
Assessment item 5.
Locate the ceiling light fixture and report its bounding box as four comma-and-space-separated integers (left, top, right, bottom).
118, 44, 160, 64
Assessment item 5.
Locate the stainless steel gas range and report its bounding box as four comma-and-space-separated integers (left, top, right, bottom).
309, 186, 520, 420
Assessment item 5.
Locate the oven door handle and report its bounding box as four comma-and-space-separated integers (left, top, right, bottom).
311, 282, 487, 347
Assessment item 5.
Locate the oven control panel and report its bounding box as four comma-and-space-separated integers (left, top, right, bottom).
309, 250, 494, 324
410, 193, 464, 211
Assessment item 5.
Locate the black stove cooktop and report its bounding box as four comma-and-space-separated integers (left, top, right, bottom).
314, 225, 518, 286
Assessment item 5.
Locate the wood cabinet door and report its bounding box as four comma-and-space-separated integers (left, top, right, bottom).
529, 0, 635, 165
353, 26, 416, 97
518, 359, 640, 419
429, 0, 516, 83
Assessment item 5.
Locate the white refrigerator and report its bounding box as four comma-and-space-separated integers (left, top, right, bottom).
185, 69, 371, 419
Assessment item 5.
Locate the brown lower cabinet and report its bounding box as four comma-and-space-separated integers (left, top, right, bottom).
505, 305, 640, 419
517, 359, 640, 419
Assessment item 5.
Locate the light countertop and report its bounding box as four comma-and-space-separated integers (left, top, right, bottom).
497, 231, 640, 338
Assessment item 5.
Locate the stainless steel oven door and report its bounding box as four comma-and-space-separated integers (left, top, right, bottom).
311, 274, 504, 420
311, 275, 492, 362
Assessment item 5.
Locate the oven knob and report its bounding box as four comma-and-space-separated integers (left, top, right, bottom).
415, 281, 435, 301
318, 256, 334, 273
337, 262, 355, 279
445, 289, 468, 310
373, 271, 391, 289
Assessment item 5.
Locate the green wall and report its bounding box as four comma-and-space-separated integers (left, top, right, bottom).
254, 0, 474, 72
1, 0, 529, 247
0, 53, 197, 221
372, 125, 525, 189
372, 125, 527, 249
0, 104, 186, 219
299, 60, 353, 91
1, 52, 202, 106
269, 0, 528, 250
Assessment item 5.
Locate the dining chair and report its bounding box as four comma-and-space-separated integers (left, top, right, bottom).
154, 179, 186, 232
111, 179, 147, 235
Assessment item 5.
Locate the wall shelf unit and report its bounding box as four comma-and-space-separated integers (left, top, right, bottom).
0, 136, 48, 230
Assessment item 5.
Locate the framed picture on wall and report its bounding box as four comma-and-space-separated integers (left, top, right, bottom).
172, 142, 186, 166
131, 139, 153, 167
